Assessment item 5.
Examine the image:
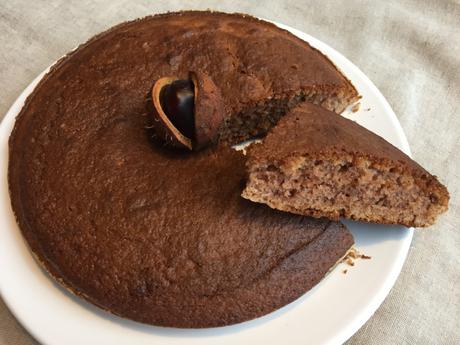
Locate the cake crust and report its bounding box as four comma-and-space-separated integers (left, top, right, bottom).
8, 11, 356, 327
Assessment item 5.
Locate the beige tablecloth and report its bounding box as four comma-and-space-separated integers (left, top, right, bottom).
1, 1, 459, 344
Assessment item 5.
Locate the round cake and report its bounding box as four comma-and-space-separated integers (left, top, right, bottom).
8, 11, 355, 327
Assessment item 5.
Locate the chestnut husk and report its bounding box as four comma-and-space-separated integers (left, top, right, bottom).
190, 71, 225, 150
149, 71, 225, 151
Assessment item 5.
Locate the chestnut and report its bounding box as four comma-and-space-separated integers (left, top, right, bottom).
159, 79, 195, 140
150, 71, 225, 150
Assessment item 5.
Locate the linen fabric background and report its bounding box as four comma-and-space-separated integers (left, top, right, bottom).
0, 1, 459, 344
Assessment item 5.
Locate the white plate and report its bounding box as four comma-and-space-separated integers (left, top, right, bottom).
0, 21, 413, 345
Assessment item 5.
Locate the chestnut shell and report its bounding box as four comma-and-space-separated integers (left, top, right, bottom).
190, 71, 225, 150
151, 76, 193, 150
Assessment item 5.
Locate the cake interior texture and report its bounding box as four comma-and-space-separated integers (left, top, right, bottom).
243, 152, 449, 227
220, 87, 356, 145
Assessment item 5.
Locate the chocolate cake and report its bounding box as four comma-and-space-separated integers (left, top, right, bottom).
8, 11, 356, 327
243, 103, 449, 227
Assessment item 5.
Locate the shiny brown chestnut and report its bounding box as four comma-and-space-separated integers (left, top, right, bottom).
150, 71, 225, 150
160, 79, 195, 140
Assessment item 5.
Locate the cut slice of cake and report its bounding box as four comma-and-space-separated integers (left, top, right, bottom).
242, 103, 449, 227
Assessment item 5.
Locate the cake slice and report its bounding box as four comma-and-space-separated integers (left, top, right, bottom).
242, 103, 449, 227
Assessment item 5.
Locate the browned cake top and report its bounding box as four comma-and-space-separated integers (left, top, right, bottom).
9, 135, 353, 326
8, 11, 354, 327
248, 102, 427, 174
11, 11, 356, 121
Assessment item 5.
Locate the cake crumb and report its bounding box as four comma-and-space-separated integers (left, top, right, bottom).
348, 250, 359, 259
341, 247, 371, 268
342, 269, 348, 274
351, 103, 361, 113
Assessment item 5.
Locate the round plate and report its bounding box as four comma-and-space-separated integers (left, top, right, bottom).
0, 20, 413, 345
